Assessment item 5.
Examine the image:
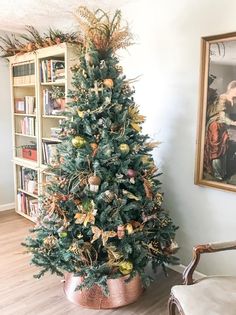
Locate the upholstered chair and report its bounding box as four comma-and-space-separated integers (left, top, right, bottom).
168, 241, 236, 315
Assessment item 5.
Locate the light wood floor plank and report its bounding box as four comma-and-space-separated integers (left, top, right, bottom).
0, 210, 181, 315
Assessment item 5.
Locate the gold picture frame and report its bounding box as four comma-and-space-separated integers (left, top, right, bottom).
195, 32, 236, 192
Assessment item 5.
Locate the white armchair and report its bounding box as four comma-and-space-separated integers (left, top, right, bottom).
168, 241, 236, 315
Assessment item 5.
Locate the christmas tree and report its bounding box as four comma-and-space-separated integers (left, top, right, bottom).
23, 7, 178, 294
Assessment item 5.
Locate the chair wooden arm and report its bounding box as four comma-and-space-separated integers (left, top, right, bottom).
183, 240, 236, 285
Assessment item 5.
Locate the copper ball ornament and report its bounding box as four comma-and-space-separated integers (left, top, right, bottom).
103, 78, 114, 89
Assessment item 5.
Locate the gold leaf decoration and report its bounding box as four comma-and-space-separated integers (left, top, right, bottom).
43, 235, 58, 249
91, 226, 117, 246
74, 212, 95, 226
129, 105, 145, 132
106, 245, 123, 266
144, 141, 161, 149
143, 178, 153, 200
122, 189, 141, 201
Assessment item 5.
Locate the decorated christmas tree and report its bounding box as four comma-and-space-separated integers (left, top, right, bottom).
23, 7, 178, 298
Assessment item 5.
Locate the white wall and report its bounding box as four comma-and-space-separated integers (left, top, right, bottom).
0, 35, 14, 208
120, 0, 236, 275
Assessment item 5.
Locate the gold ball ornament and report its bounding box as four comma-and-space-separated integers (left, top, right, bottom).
119, 143, 130, 154
72, 136, 86, 148
119, 261, 133, 275
103, 78, 114, 89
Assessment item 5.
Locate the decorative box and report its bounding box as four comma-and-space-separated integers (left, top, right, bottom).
22, 148, 37, 161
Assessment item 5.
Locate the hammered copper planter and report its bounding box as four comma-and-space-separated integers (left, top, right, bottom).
63, 273, 143, 309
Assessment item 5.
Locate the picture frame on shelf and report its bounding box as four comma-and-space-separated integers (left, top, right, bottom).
14, 98, 25, 113
195, 32, 236, 192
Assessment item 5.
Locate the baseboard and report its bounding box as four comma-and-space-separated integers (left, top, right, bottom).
168, 263, 206, 280
0, 202, 15, 212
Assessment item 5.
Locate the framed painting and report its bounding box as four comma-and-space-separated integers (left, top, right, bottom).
195, 32, 236, 192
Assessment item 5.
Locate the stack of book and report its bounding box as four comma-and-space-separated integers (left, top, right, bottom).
43, 89, 64, 115
42, 140, 59, 165
19, 117, 36, 136
41, 59, 65, 83
17, 192, 38, 218
13, 62, 35, 85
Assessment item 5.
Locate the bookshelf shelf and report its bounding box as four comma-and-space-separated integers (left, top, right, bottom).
16, 211, 36, 223
9, 43, 77, 222
15, 133, 36, 138
17, 188, 38, 199
13, 83, 35, 87
13, 157, 38, 169
41, 81, 65, 86
42, 114, 66, 119
14, 113, 36, 117
42, 137, 62, 142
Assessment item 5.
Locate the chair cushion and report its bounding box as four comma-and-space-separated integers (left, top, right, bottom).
171, 276, 236, 315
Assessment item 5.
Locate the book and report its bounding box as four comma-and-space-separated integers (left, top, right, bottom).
13, 62, 35, 85
41, 59, 65, 83
25, 96, 35, 114
43, 89, 64, 115
42, 140, 59, 165
43, 89, 54, 115
18, 166, 38, 194
19, 117, 35, 135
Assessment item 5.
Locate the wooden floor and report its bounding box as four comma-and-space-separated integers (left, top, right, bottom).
0, 210, 181, 315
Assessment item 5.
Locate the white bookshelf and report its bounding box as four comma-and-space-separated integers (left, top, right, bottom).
8, 43, 78, 222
